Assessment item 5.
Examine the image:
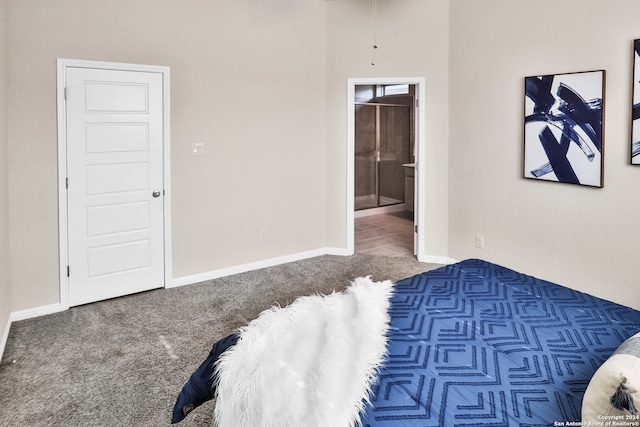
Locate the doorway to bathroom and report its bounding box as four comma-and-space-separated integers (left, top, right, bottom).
347, 77, 425, 260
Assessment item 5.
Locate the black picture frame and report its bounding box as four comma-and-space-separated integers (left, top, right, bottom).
631, 39, 640, 165
524, 70, 605, 187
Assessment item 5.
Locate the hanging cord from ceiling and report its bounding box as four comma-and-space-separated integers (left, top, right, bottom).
371, 0, 378, 66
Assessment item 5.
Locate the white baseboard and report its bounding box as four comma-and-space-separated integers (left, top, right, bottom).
0, 315, 10, 362
323, 247, 352, 256
354, 204, 406, 218
0, 303, 63, 362
419, 255, 458, 265
11, 303, 63, 322
169, 247, 350, 288
170, 247, 454, 289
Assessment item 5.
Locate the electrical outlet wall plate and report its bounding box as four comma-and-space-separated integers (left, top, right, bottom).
191, 143, 204, 156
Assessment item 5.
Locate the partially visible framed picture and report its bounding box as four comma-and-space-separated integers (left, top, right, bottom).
632, 39, 640, 165
524, 70, 605, 187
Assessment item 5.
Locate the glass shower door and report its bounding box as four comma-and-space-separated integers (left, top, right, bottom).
354, 102, 411, 211
354, 104, 378, 210
378, 105, 410, 207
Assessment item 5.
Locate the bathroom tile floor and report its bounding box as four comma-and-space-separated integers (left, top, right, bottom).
355, 211, 415, 258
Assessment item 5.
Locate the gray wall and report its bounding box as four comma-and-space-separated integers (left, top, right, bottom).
0, 0, 10, 352
7, 0, 328, 312
448, 0, 640, 306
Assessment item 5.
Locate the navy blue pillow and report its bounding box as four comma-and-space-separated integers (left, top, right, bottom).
171, 333, 239, 424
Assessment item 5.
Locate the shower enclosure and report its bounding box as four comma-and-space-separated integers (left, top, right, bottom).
354, 94, 412, 211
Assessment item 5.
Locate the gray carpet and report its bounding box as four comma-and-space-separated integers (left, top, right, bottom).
0, 254, 443, 427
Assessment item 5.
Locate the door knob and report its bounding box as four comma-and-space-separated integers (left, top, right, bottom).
152, 191, 161, 198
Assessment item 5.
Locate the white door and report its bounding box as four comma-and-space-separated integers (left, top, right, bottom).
65, 67, 165, 306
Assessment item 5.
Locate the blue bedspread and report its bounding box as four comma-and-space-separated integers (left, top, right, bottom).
361, 259, 640, 427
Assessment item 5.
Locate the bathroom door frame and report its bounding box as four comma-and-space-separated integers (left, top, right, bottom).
347, 77, 426, 260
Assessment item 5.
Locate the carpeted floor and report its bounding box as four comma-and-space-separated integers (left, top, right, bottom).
0, 254, 442, 427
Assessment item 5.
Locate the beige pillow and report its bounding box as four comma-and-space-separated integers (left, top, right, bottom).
583, 332, 640, 423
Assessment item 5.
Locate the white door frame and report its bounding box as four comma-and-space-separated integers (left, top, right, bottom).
56, 58, 172, 310
347, 77, 426, 260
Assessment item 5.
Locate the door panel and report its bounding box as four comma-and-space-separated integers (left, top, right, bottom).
86, 124, 148, 153
87, 240, 150, 277
66, 67, 164, 306
85, 162, 149, 194
86, 201, 150, 236
84, 81, 149, 112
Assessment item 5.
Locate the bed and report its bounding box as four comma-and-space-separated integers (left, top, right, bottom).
173, 258, 640, 426
361, 258, 640, 426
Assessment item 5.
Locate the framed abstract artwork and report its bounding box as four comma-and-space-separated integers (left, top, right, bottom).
524, 70, 605, 187
632, 39, 640, 165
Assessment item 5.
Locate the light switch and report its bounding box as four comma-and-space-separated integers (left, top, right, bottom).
191, 143, 204, 156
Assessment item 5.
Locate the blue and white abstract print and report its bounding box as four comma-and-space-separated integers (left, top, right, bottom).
524, 70, 604, 187
632, 40, 640, 165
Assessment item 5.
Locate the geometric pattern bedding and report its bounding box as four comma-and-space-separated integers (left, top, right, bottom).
361, 259, 640, 426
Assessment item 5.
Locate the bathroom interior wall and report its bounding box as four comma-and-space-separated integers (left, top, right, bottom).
448, 0, 640, 308
7, 0, 328, 311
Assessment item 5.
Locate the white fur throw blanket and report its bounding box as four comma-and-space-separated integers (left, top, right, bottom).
213, 277, 394, 427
